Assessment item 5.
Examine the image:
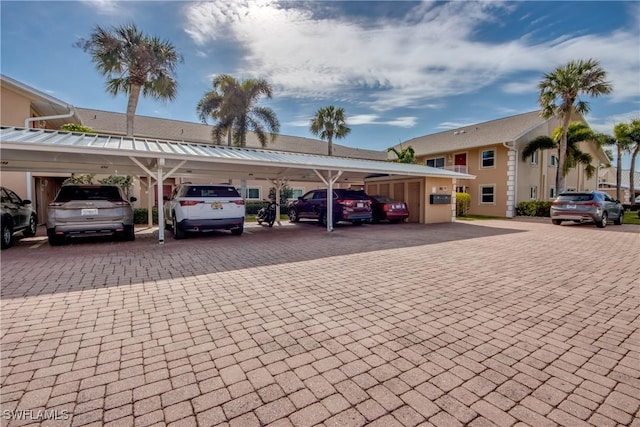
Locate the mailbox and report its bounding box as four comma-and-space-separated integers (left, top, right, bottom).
429, 194, 451, 205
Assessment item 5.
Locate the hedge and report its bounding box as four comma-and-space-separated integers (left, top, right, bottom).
133, 208, 158, 224
516, 201, 552, 217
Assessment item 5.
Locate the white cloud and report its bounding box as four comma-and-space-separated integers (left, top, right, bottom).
588, 110, 640, 135
183, 1, 640, 111
78, 0, 125, 15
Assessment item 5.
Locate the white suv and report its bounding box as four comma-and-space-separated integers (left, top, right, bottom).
164, 184, 245, 239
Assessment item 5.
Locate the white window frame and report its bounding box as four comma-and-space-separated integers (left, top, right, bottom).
550, 154, 558, 167
480, 149, 495, 168
426, 157, 445, 169
530, 150, 538, 165
530, 186, 537, 200
549, 187, 556, 199
290, 188, 304, 200
479, 184, 496, 205
245, 187, 261, 200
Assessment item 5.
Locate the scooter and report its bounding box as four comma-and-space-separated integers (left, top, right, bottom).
256, 199, 277, 227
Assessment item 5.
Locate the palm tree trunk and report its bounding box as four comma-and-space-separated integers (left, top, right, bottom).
557, 116, 571, 193
630, 145, 639, 204
126, 84, 142, 137
616, 145, 622, 201
328, 136, 333, 156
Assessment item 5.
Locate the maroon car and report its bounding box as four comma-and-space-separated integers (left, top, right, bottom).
369, 195, 409, 223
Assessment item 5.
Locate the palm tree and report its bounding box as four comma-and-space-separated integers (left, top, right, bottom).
522, 122, 602, 197
538, 59, 612, 193
196, 74, 280, 196
77, 24, 181, 137
613, 119, 640, 203
309, 106, 351, 156
196, 74, 280, 148
387, 146, 416, 164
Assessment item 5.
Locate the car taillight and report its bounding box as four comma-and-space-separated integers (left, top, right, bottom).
551, 201, 560, 206
337, 199, 354, 207
180, 200, 201, 206
109, 200, 129, 206
233, 200, 245, 205
584, 202, 600, 207
383, 204, 389, 212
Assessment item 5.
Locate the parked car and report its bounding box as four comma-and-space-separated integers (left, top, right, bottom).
47, 184, 136, 245
368, 195, 409, 223
550, 191, 624, 228
288, 189, 372, 227
1, 186, 37, 249
629, 195, 640, 211
164, 183, 245, 239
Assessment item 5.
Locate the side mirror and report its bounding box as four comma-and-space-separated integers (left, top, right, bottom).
22, 200, 32, 205
297, 197, 303, 201
130, 197, 137, 203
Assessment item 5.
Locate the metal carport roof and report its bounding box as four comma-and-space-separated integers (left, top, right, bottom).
1, 126, 475, 241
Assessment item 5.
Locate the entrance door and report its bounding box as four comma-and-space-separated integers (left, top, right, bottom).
407, 182, 421, 223
454, 153, 467, 173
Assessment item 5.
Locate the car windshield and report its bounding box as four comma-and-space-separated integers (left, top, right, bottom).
557, 194, 594, 202
371, 196, 393, 203
183, 186, 240, 198
55, 186, 122, 201
336, 190, 369, 200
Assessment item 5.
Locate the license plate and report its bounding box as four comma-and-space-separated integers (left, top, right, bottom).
81, 208, 99, 216
357, 202, 364, 207
211, 202, 222, 209
566, 204, 576, 209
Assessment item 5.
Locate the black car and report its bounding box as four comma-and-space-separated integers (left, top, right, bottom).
1, 186, 38, 249
288, 189, 372, 227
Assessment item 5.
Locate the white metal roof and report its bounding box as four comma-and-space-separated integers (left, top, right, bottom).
0, 127, 475, 182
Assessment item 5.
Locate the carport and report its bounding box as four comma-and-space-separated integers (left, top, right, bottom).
0, 126, 474, 243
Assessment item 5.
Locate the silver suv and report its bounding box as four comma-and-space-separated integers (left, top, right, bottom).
1, 186, 37, 249
551, 191, 624, 228
47, 184, 136, 245
163, 184, 245, 239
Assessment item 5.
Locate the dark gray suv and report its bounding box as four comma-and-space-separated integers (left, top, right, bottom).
288, 189, 372, 227
1, 186, 37, 249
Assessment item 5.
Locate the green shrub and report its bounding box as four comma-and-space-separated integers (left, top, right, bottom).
133, 208, 158, 224
516, 201, 552, 217
456, 192, 471, 216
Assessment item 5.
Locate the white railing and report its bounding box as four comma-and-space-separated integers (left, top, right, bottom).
443, 165, 468, 174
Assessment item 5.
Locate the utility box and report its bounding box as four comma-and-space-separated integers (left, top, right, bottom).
429, 194, 451, 205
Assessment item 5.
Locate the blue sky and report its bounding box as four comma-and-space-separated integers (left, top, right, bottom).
1, 1, 639, 167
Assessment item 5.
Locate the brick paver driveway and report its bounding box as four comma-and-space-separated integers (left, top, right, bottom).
1, 219, 638, 427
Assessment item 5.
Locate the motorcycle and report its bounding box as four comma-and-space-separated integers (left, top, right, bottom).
256, 199, 277, 227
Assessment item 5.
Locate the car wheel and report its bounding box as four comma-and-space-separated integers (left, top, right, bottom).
288, 208, 299, 223
320, 211, 336, 228
173, 216, 185, 239
596, 211, 608, 228
23, 214, 37, 237
123, 225, 136, 241
552, 219, 562, 225
47, 228, 64, 246
614, 210, 624, 225
231, 223, 244, 236
1, 221, 13, 249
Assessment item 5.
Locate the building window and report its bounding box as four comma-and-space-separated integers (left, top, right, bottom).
530, 186, 537, 199
530, 151, 538, 165
480, 185, 495, 204
426, 157, 445, 168
291, 188, 304, 199
549, 187, 556, 198
481, 150, 495, 168
550, 154, 558, 167
245, 187, 261, 199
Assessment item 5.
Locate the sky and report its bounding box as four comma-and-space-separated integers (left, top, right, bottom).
1, 1, 639, 168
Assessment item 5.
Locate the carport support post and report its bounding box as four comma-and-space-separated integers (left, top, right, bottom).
269, 178, 287, 226
314, 170, 343, 232
157, 159, 165, 244
147, 175, 154, 227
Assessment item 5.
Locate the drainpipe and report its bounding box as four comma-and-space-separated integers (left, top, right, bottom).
23, 105, 77, 201
502, 140, 518, 218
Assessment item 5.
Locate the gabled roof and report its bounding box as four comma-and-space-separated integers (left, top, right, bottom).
75, 108, 387, 161
398, 110, 549, 156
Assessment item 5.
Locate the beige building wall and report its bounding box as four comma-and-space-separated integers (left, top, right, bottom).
1, 87, 32, 127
